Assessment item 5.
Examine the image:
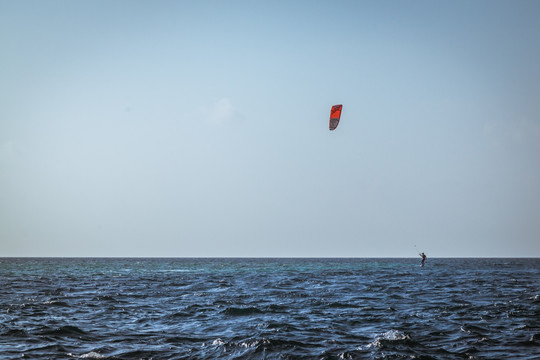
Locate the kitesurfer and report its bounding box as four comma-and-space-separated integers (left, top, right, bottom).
420, 252, 427, 267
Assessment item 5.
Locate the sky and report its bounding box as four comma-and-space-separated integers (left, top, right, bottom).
1, 0, 540, 257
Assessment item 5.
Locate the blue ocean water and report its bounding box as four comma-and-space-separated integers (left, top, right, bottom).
1, 258, 539, 359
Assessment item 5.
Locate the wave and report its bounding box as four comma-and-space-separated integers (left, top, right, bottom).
38, 325, 89, 338
460, 324, 490, 336
78, 351, 106, 359
363, 329, 413, 349
2, 328, 28, 337
43, 300, 70, 307
91, 295, 119, 302
328, 301, 356, 309
222, 306, 264, 316
208, 336, 315, 352
266, 303, 289, 313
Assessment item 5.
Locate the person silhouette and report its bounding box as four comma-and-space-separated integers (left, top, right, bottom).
420, 252, 427, 267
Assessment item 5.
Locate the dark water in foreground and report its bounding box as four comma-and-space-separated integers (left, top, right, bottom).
1, 258, 539, 359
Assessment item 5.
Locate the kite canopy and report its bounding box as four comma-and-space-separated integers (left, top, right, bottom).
329, 104, 342, 130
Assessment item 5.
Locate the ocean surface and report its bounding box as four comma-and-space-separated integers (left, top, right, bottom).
1, 258, 539, 360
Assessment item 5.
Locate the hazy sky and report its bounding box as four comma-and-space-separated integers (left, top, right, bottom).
2, 1, 540, 257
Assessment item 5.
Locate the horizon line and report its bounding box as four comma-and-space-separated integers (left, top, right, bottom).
1, 256, 539, 259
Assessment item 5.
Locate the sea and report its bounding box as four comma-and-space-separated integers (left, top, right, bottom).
1, 258, 539, 360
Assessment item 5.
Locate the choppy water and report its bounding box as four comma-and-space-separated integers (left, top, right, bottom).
1, 258, 539, 359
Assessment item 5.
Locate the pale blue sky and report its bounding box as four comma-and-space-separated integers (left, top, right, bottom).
1, 0, 539, 257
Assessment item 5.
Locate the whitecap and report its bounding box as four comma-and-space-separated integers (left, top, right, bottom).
240, 338, 270, 348
212, 338, 225, 346
79, 352, 105, 359
360, 329, 410, 349
240, 340, 257, 348
380, 329, 409, 341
